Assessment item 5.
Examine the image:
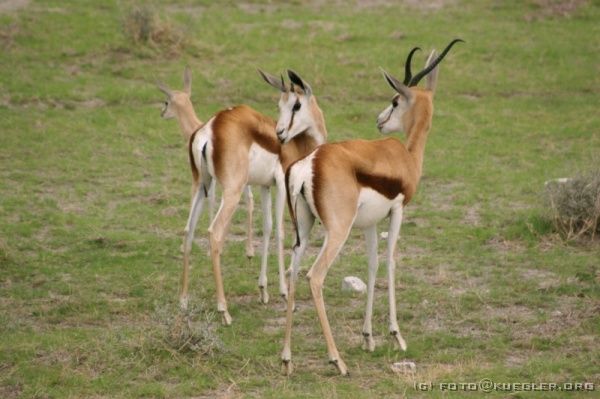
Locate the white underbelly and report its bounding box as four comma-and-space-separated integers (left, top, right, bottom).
247, 143, 278, 186
354, 188, 403, 228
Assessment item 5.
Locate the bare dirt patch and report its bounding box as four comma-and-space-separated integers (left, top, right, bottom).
0, 0, 29, 14
189, 384, 240, 399
525, 0, 588, 21
463, 205, 481, 226
486, 236, 525, 253
520, 268, 560, 290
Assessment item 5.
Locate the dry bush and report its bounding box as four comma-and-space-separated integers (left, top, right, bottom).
546, 170, 600, 240
122, 5, 187, 55
153, 300, 224, 356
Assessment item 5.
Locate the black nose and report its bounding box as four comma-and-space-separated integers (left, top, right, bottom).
276, 129, 284, 137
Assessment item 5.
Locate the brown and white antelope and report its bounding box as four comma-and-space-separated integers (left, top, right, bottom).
158, 68, 255, 259
280, 39, 463, 375
168, 68, 326, 325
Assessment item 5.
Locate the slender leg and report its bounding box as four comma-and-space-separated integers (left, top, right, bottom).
204, 179, 217, 257
274, 177, 287, 299
244, 185, 255, 259
181, 182, 208, 310
208, 186, 244, 325
362, 225, 379, 352
258, 186, 272, 304
386, 205, 407, 351
281, 198, 314, 376
208, 179, 217, 222
306, 224, 354, 376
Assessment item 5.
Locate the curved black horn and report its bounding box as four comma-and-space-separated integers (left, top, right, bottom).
403, 47, 421, 85
408, 38, 464, 87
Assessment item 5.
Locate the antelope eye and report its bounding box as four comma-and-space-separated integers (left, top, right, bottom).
164, 101, 168, 106
392, 99, 398, 108
292, 102, 301, 112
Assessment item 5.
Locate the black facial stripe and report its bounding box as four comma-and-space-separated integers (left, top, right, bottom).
288, 108, 296, 131
379, 105, 394, 127
288, 100, 301, 131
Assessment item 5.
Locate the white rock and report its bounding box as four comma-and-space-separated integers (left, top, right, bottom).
380, 231, 389, 239
544, 177, 571, 187
391, 361, 416, 374
341, 276, 367, 294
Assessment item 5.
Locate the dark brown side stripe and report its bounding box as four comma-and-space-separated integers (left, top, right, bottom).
356, 171, 406, 201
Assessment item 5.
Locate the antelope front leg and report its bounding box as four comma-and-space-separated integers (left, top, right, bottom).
281, 199, 314, 375
362, 225, 379, 352
205, 179, 217, 257
386, 205, 407, 351
258, 186, 272, 304
181, 185, 207, 310
274, 175, 287, 300
244, 185, 255, 259
208, 187, 243, 325
208, 179, 217, 222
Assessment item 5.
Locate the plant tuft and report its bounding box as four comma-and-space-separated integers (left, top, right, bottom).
546, 170, 600, 241
153, 300, 224, 356
122, 5, 188, 55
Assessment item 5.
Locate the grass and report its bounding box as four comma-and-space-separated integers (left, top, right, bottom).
1, 0, 599, 398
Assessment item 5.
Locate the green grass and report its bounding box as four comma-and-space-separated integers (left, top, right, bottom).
1, 0, 599, 398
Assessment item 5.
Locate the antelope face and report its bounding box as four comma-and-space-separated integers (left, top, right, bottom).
275, 89, 311, 143
160, 91, 188, 119
161, 95, 176, 119
258, 69, 314, 144
376, 93, 412, 134
158, 66, 193, 120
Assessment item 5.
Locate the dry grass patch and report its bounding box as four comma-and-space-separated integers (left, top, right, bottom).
154, 301, 224, 356
546, 170, 600, 241
525, 0, 588, 21
122, 5, 189, 56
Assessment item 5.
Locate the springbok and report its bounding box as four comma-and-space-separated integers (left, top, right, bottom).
158, 67, 255, 259
280, 39, 463, 375
172, 68, 326, 325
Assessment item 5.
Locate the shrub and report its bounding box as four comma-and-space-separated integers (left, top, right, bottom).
546, 170, 600, 240
153, 300, 224, 356
122, 5, 187, 55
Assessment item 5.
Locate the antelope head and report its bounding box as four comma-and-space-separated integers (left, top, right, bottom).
259, 69, 321, 144
157, 66, 193, 119
377, 39, 463, 134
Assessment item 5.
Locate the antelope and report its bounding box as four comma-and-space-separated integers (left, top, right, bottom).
173, 68, 326, 325
158, 67, 255, 260
157, 67, 254, 259
280, 39, 463, 375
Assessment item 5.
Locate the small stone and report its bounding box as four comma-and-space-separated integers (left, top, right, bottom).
380, 231, 389, 239
341, 276, 367, 294
391, 361, 416, 374
544, 177, 571, 187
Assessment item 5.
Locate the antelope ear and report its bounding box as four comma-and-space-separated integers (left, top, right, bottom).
183, 66, 192, 95
380, 68, 413, 103
157, 80, 172, 97
287, 69, 312, 98
258, 69, 286, 92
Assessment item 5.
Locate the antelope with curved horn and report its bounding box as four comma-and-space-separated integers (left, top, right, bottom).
281, 39, 463, 375
158, 67, 255, 259
172, 68, 326, 325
